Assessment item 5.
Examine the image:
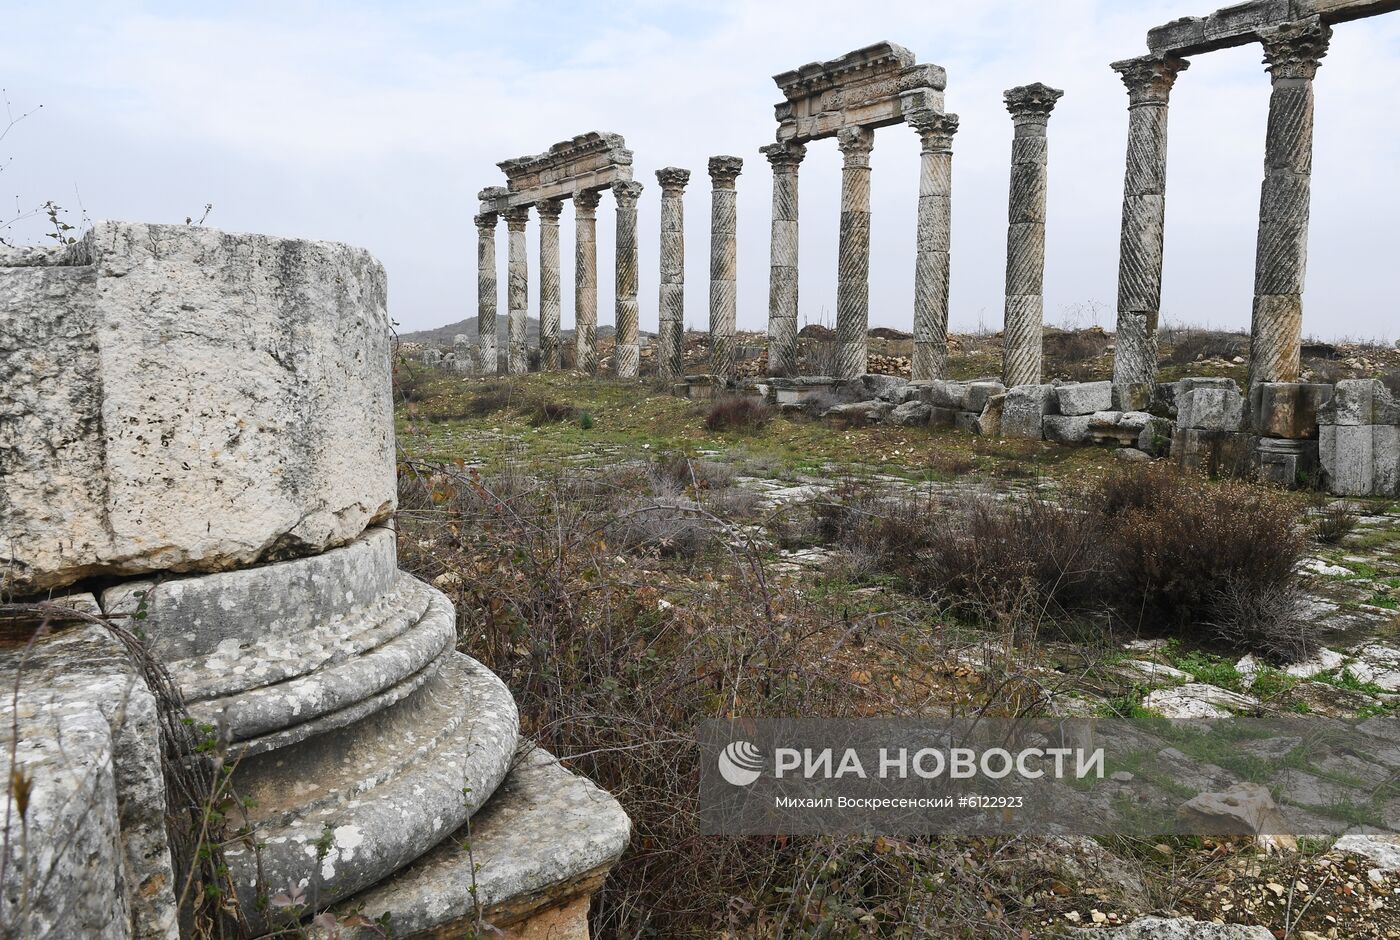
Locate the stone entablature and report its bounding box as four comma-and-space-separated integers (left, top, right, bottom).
772, 41, 946, 144
491, 131, 634, 209
1147, 0, 1396, 56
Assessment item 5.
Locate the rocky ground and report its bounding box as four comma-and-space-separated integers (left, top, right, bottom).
395, 367, 1400, 938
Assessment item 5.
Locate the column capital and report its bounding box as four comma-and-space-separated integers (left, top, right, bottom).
1112, 55, 1190, 106
760, 141, 806, 170
502, 205, 530, 229
1004, 82, 1064, 121
836, 126, 875, 163
612, 179, 644, 209
474, 212, 497, 233
707, 155, 743, 188
907, 108, 959, 152
535, 198, 564, 222
655, 166, 691, 193
574, 189, 603, 214
477, 185, 509, 214
1260, 18, 1332, 80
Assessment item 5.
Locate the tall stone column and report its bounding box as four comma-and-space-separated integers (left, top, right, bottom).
612, 180, 643, 379
1111, 55, 1189, 389
474, 211, 499, 375
1248, 18, 1331, 389
835, 126, 875, 380
504, 205, 530, 375
1001, 83, 1063, 388
536, 198, 563, 371
574, 190, 602, 374
707, 156, 743, 380
907, 110, 959, 381
761, 142, 805, 377
655, 167, 691, 383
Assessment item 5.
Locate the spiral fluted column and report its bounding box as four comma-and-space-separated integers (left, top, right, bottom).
707, 156, 742, 380
1111, 55, 1188, 389
655, 167, 690, 383
1001, 83, 1063, 388
613, 180, 643, 379
761, 142, 805, 377
835, 126, 874, 380
537, 198, 563, 371
474, 211, 499, 375
504, 205, 530, 375
574, 190, 602, 374
1248, 18, 1331, 389
907, 110, 959, 381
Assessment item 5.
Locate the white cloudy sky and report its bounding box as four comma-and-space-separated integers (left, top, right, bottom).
5, 1, 1398, 341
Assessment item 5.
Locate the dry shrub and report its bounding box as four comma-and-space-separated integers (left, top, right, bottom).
704, 395, 771, 432
464, 380, 521, 417
527, 400, 577, 425
607, 495, 719, 557
654, 453, 736, 492
394, 462, 961, 936
1311, 500, 1358, 545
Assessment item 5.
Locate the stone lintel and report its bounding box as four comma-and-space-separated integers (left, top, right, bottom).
772, 42, 947, 145
494, 131, 634, 208
1146, 0, 1400, 56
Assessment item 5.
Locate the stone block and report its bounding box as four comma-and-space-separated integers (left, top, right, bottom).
890, 400, 931, 426
1172, 428, 1252, 478
954, 410, 981, 434
1137, 417, 1175, 457
1321, 424, 1400, 497
1157, 376, 1239, 417
1178, 386, 1245, 431
842, 373, 908, 402
1056, 381, 1113, 416
976, 394, 1006, 437
1326, 378, 1393, 427
1, 222, 395, 596
964, 381, 1007, 413
924, 379, 969, 409
1112, 382, 1152, 412
1043, 415, 1092, 444
929, 406, 958, 429
1001, 384, 1058, 439
1086, 411, 1140, 446
1255, 437, 1318, 489
825, 400, 893, 424
1251, 382, 1332, 439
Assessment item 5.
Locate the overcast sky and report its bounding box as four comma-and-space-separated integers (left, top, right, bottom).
5, 1, 1398, 341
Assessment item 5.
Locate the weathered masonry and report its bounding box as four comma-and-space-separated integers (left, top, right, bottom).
764, 42, 957, 380
1111, 0, 1400, 394
0, 222, 628, 938
478, 131, 638, 376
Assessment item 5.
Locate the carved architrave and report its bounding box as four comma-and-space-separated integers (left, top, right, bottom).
772, 41, 947, 144
490, 132, 634, 210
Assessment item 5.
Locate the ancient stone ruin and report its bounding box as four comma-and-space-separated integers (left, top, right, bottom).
0, 222, 628, 938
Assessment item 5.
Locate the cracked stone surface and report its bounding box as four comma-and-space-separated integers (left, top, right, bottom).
1, 221, 395, 597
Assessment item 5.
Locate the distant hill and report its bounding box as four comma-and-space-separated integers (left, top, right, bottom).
401, 315, 628, 346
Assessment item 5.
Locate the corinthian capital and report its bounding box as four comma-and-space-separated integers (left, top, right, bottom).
1260, 18, 1332, 80
474, 212, 497, 234
707, 155, 743, 187
907, 108, 960, 152
502, 205, 530, 228
1004, 82, 1064, 121
655, 166, 691, 193
574, 189, 603, 214
612, 180, 644, 209
1111, 55, 1190, 106
836, 126, 875, 164
760, 141, 807, 170
535, 198, 564, 222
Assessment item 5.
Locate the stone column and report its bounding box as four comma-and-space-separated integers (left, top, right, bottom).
474, 211, 499, 375
761, 142, 805, 377
835, 126, 875, 380
1001, 83, 1063, 388
1248, 18, 1331, 389
1111, 55, 1189, 390
612, 180, 643, 379
707, 156, 743, 380
536, 198, 563, 371
655, 167, 691, 383
574, 190, 602, 374
907, 110, 959, 381
504, 205, 530, 375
